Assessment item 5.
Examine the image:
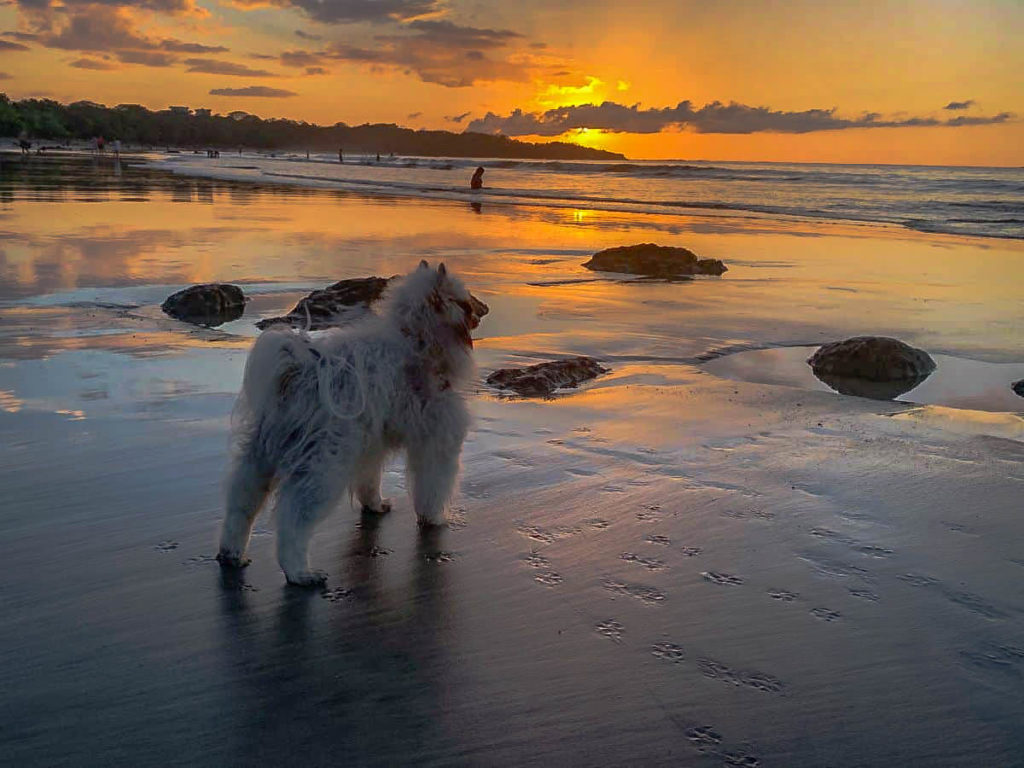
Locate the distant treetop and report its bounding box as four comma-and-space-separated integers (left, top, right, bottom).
0, 94, 625, 160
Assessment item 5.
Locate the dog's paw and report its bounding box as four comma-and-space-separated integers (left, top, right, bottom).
216, 550, 252, 569
362, 499, 392, 515
285, 569, 329, 587
416, 515, 446, 529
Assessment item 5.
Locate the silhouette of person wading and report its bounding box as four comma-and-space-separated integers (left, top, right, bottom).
470, 166, 484, 190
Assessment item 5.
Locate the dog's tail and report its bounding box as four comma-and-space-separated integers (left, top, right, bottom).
232, 327, 309, 437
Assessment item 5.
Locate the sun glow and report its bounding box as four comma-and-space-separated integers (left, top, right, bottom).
534, 76, 608, 109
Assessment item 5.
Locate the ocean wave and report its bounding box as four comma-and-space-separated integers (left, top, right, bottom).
151, 155, 1024, 241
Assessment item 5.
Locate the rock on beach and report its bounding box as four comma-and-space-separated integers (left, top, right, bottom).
486, 357, 609, 397
808, 336, 936, 381
161, 283, 245, 327
582, 243, 727, 278
256, 276, 393, 330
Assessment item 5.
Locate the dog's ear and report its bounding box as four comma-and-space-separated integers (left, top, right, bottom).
419, 259, 429, 270
437, 262, 447, 278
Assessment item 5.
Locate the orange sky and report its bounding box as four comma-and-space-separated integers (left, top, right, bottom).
1, 0, 1021, 164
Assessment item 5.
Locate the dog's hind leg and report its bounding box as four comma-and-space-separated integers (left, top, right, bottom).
275, 469, 348, 586
407, 439, 461, 527
217, 454, 272, 568
354, 447, 390, 515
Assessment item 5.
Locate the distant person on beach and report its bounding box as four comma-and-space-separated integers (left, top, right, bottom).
18, 137, 31, 155
338, 148, 344, 164
470, 166, 485, 190
97, 136, 105, 153
113, 139, 121, 159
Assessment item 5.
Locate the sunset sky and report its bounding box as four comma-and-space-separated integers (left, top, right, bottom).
1, 0, 1021, 164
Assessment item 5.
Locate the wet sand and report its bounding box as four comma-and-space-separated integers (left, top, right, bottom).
1, 156, 1023, 766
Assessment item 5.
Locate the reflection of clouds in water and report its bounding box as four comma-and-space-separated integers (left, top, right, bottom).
0, 389, 23, 412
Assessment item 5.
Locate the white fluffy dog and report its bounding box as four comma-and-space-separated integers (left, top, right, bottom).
216, 261, 486, 585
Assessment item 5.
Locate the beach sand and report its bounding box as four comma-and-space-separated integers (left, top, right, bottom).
1, 156, 1022, 766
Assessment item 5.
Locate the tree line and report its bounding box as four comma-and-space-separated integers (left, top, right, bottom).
0, 94, 624, 160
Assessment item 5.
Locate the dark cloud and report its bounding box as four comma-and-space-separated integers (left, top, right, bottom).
304, 66, 328, 75
0, 72, 11, 80
943, 99, 975, 111
294, 29, 321, 40
69, 57, 119, 69
184, 58, 277, 77
2, 31, 40, 42
116, 49, 175, 66
42, 8, 152, 51
323, 21, 531, 87
0, 39, 30, 51
7, 3, 223, 68
209, 85, 297, 97
404, 19, 522, 47
945, 112, 1012, 126
466, 100, 1017, 136
278, 48, 324, 67
11, 0, 203, 16
160, 40, 229, 53
445, 111, 470, 123
231, 0, 441, 24
407, 111, 422, 118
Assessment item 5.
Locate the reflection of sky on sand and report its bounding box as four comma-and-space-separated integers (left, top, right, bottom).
0, 156, 1021, 423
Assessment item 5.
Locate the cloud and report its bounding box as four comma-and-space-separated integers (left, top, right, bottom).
0, 39, 30, 51
184, 58, 277, 76
69, 57, 119, 70
945, 112, 1012, 126
466, 100, 1017, 136
209, 85, 297, 97
305, 66, 328, 75
0, 72, 11, 80
8, 3, 223, 68
445, 111, 470, 123
295, 29, 321, 40
404, 19, 522, 47
407, 111, 422, 119
278, 48, 324, 67
116, 50, 176, 66
943, 99, 975, 111
161, 40, 229, 53
11, 0, 205, 18
324, 20, 533, 87
2, 31, 39, 42
231, 0, 441, 24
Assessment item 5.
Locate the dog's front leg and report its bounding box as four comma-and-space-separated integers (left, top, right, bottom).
407, 439, 462, 527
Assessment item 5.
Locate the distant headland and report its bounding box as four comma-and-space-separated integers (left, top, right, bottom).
0, 95, 625, 160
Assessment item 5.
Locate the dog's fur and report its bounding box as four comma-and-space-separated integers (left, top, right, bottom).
216, 261, 483, 585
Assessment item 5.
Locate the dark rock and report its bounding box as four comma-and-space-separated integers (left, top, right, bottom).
466, 294, 490, 328
486, 357, 609, 397
582, 243, 727, 278
808, 336, 936, 382
161, 283, 245, 327
1012, 379, 1024, 398
257, 276, 490, 332
256, 276, 393, 330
